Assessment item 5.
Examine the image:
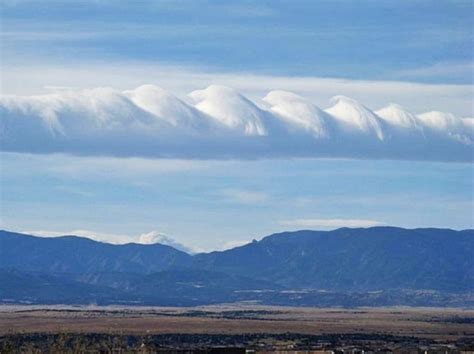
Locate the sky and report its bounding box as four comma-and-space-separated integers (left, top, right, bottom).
0, 0, 473, 251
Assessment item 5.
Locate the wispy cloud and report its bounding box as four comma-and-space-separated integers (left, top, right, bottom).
54, 185, 95, 198
219, 189, 269, 204
393, 62, 474, 83
0, 153, 219, 180
279, 218, 385, 229
24, 229, 195, 253
21, 228, 250, 253
24, 229, 133, 244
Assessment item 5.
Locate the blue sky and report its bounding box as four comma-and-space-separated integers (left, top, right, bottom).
2, 153, 473, 251
0, 0, 473, 250
2, 0, 473, 83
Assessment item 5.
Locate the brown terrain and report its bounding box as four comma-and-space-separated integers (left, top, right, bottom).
0, 304, 473, 352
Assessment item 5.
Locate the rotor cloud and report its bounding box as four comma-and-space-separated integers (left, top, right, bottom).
1, 85, 472, 161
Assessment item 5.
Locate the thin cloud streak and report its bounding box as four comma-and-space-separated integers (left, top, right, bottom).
219, 189, 269, 204
280, 218, 385, 229
24, 229, 194, 253
392, 62, 474, 84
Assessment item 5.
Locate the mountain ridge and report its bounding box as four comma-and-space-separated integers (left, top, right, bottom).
1, 227, 472, 307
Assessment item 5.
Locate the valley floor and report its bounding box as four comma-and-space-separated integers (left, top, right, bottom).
0, 304, 473, 352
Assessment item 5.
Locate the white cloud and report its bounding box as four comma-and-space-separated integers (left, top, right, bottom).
279, 218, 385, 229
25, 229, 133, 244
2, 62, 473, 116
19, 228, 281, 254
1, 84, 473, 162
21, 229, 255, 253
138, 231, 193, 253
24, 229, 194, 253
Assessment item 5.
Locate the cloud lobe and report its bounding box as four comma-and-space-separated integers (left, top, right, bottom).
1, 84, 472, 162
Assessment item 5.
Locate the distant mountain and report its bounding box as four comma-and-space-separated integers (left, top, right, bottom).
0, 230, 192, 274
194, 227, 474, 292
0, 227, 473, 307
129, 269, 282, 306
0, 269, 129, 304
0, 268, 280, 306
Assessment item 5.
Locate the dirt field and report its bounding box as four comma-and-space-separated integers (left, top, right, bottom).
0, 304, 473, 339
0, 304, 473, 352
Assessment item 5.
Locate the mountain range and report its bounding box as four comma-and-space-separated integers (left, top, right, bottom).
1, 227, 473, 307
